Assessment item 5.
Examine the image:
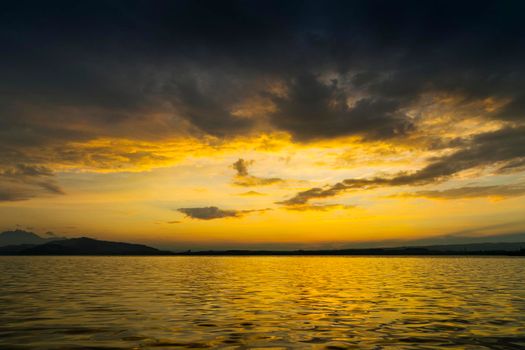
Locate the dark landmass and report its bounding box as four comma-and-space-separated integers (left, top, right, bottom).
173, 241, 525, 256
22, 237, 173, 255
0, 235, 172, 256
420, 242, 525, 252
0, 230, 523, 256
0, 244, 36, 254
174, 245, 525, 256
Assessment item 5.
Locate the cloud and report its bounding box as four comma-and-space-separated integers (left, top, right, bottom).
238, 191, 265, 196
284, 203, 356, 211
232, 158, 252, 177
277, 183, 350, 206
234, 176, 284, 187
177, 206, 269, 220
269, 74, 414, 141
279, 126, 525, 204
383, 126, 525, 185
395, 184, 525, 200
0, 188, 34, 202
170, 77, 254, 136
231, 158, 284, 187
0, 164, 64, 201
2, 164, 54, 177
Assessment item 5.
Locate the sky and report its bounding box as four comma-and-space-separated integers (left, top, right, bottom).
1, 0, 525, 250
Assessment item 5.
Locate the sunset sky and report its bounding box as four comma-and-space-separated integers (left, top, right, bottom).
1, 1, 525, 250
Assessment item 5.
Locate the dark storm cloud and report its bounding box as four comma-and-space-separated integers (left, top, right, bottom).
177, 206, 269, 220
167, 77, 254, 136
1, 0, 525, 164
268, 74, 414, 141
279, 126, 525, 204
495, 95, 525, 122
231, 159, 284, 187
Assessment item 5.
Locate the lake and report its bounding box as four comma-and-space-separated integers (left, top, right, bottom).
0, 256, 524, 349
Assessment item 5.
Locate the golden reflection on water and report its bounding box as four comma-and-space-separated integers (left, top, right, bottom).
0, 256, 524, 349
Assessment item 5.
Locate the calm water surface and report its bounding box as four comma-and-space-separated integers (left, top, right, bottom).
0, 256, 524, 349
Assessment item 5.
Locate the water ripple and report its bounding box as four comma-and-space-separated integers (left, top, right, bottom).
0, 256, 524, 349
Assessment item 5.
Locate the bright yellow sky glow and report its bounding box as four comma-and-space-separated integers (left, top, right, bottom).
2, 119, 524, 250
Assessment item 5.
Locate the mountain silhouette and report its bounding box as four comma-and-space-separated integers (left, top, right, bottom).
0, 230, 62, 246
0, 230, 171, 255
16, 237, 171, 255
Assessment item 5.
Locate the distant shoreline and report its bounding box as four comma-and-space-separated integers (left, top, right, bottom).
1, 231, 524, 256
2, 251, 524, 257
